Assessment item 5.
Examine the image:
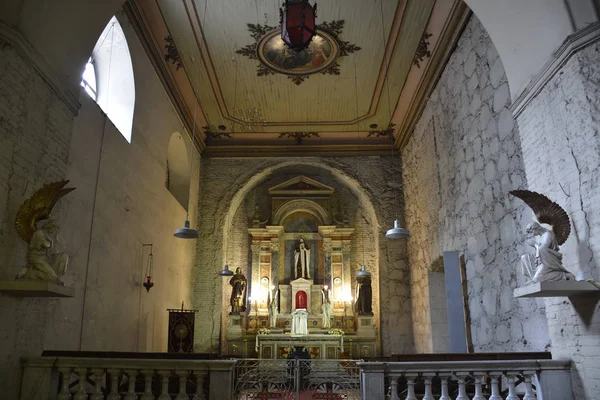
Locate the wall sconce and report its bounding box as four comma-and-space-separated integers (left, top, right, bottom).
142, 243, 154, 292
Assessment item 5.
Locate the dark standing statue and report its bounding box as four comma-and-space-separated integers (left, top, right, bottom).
229, 267, 247, 314
356, 266, 373, 316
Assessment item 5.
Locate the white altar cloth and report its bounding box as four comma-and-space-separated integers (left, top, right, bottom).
291, 309, 308, 336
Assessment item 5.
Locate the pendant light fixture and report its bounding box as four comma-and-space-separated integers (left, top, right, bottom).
142, 243, 155, 292
174, 55, 200, 239
280, 0, 318, 51
219, 264, 234, 276
379, 0, 408, 240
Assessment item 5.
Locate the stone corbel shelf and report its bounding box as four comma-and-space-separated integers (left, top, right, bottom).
514, 281, 600, 298
0, 280, 75, 297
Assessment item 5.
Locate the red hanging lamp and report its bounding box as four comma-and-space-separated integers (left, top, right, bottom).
280, 0, 317, 51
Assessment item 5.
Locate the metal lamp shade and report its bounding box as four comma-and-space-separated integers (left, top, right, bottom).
218, 264, 234, 277
174, 220, 199, 239
385, 219, 409, 239
356, 265, 371, 278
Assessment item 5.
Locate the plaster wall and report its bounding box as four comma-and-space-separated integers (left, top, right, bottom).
402, 16, 550, 354
516, 40, 600, 399
464, 0, 598, 99
0, 11, 198, 398
193, 157, 413, 356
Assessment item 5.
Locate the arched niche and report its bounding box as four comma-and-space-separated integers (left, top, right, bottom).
273, 198, 331, 227
166, 131, 191, 210
86, 15, 136, 141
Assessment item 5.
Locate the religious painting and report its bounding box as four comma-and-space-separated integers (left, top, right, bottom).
259, 33, 337, 75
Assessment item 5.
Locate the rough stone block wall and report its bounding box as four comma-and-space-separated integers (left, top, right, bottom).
402, 16, 550, 354
194, 157, 413, 355
0, 14, 199, 397
516, 40, 600, 399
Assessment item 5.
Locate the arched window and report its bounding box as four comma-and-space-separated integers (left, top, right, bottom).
81, 16, 135, 142
166, 132, 191, 210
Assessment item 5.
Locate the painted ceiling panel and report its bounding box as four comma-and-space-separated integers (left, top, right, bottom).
130, 0, 470, 155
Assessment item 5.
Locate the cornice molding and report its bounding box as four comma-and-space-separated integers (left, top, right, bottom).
511, 21, 600, 118
0, 21, 81, 116
202, 144, 397, 158
396, 1, 471, 149
124, 1, 206, 154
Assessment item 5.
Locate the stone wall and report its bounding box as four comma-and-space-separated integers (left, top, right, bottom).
194, 157, 413, 356
0, 12, 199, 397
402, 16, 550, 354
515, 40, 600, 399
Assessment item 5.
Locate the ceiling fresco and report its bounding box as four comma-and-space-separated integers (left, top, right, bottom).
125, 0, 470, 156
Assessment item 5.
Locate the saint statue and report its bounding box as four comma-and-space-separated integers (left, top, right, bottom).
268, 288, 279, 328
16, 220, 68, 283
511, 190, 575, 283
229, 267, 247, 314
294, 238, 311, 279
321, 286, 332, 328
356, 269, 373, 316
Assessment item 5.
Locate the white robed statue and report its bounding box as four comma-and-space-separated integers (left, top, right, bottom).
294, 238, 311, 279
511, 190, 575, 283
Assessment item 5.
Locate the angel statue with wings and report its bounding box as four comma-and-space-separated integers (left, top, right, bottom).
15, 180, 75, 284
511, 190, 575, 283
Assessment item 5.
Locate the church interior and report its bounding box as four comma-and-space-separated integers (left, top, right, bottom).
1, 0, 600, 399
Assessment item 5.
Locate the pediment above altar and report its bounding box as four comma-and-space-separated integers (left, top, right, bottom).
268, 176, 335, 196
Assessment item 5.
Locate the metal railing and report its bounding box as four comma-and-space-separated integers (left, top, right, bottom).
234, 359, 361, 400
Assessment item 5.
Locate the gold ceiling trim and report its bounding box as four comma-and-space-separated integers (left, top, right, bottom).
182, 0, 408, 126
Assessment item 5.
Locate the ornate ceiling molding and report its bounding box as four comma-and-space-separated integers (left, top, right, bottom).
413, 32, 432, 68
367, 123, 396, 138
279, 132, 320, 144
236, 20, 361, 86
182, 0, 408, 126
164, 35, 183, 70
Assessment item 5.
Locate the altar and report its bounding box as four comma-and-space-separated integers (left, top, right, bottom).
223, 176, 378, 359
256, 334, 344, 359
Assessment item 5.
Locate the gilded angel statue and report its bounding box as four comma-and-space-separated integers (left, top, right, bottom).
15, 180, 75, 284
510, 190, 575, 283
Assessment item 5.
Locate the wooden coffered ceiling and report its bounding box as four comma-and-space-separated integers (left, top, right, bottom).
125, 0, 470, 157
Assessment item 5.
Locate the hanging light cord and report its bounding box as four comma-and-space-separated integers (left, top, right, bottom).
379, 0, 400, 221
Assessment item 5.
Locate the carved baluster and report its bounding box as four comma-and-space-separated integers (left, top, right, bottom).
107, 369, 121, 400
141, 370, 154, 400
456, 373, 470, 400
489, 372, 503, 400
175, 370, 189, 400
158, 370, 171, 400
389, 375, 400, 400
472, 372, 486, 400
73, 368, 88, 400
193, 370, 206, 400
523, 371, 537, 400
506, 373, 519, 400
90, 369, 105, 400
439, 375, 451, 400
57, 368, 72, 400
422, 373, 435, 400
404, 373, 418, 400
123, 369, 138, 400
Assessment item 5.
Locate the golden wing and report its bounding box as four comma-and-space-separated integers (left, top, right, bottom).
14, 180, 76, 242
510, 190, 571, 245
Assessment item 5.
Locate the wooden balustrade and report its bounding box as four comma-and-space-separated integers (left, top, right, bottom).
359, 359, 573, 400
19, 357, 235, 400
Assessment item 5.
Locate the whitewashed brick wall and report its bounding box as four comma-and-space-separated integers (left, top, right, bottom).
516, 40, 600, 399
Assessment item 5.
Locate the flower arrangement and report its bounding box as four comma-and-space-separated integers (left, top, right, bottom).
328, 328, 345, 335
257, 328, 271, 335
